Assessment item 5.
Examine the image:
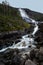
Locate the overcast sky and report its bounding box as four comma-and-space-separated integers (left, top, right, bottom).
0, 0, 43, 13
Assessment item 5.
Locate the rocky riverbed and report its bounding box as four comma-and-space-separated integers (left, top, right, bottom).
0, 46, 43, 65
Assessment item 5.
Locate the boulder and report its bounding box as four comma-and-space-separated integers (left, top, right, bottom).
40, 47, 43, 54
40, 62, 43, 65
25, 59, 36, 65
35, 47, 43, 64
0, 62, 4, 65
30, 49, 36, 60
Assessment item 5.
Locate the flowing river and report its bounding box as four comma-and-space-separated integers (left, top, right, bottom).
0, 8, 39, 52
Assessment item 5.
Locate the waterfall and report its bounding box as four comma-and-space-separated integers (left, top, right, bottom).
19, 8, 29, 18
0, 8, 38, 52
19, 8, 39, 35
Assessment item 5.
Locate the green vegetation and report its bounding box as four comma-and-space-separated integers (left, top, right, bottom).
0, 2, 43, 32
0, 4, 30, 32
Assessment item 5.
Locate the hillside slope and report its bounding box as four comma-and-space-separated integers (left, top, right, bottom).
0, 3, 43, 33
24, 8, 43, 21
0, 4, 30, 32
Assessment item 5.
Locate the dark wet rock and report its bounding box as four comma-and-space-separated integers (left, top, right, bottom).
0, 45, 43, 65
0, 31, 22, 50
0, 31, 22, 39
29, 47, 43, 65
15, 39, 21, 44
0, 40, 15, 50
39, 47, 43, 54
11, 54, 21, 65
39, 23, 43, 33
0, 48, 21, 65
0, 62, 4, 65
35, 51, 43, 65
34, 34, 43, 48
30, 49, 36, 61
20, 53, 29, 65
0, 48, 30, 65
34, 23, 43, 48
25, 59, 36, 65
40, 62, 43, 65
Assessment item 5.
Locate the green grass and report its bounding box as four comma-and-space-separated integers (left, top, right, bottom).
0, 4, 30, 32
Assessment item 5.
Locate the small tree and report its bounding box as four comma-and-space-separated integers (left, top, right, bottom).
2, 0, 9, 6
2, 0, 10, 16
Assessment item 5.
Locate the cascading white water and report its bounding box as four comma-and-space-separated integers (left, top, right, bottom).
19, 8, 29, 18
32, 22, 38, 35
0, 8, 38, 52
19, 8, 39, 35
0, 34, 35, 52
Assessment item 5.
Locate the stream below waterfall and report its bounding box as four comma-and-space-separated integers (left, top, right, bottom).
0, 8, 39, 52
